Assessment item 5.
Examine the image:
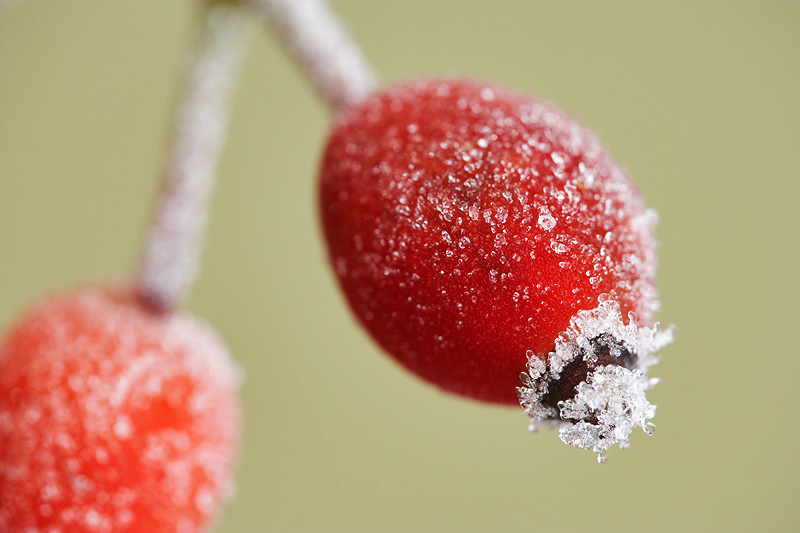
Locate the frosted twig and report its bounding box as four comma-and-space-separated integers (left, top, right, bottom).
138, 1, 250, 312
245, 0, 377, 110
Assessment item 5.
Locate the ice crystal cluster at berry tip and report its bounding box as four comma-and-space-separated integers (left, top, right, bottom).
320, 79, 674, 461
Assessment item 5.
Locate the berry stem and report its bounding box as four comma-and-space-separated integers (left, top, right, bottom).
138, 0, 250, 313
245, 0, 377, 110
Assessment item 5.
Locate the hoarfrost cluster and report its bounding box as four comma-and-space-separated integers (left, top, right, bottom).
518, 297, 674, 462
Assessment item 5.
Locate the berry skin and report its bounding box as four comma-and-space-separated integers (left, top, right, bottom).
0, 286, 240, 531
320, 80, 673, 459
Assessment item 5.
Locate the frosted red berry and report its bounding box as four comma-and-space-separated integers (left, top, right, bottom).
0, 286, 240, 531
320, 80, 673, 459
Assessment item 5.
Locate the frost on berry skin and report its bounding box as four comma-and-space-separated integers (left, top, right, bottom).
0, 287, 241, 532
320, 79, 673, 458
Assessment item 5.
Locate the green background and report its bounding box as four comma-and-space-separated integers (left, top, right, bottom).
1, 1, 798, 531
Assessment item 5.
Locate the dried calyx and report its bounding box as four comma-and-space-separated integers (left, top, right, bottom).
540, 335, 637, 414
517, 298, 674, 463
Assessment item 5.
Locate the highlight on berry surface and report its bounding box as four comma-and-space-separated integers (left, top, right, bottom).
319, 79, 674, 461
0, 286, 242, 531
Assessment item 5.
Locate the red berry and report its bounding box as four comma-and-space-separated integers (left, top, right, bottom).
320, 80, 672, 459
0, 286, 240, 531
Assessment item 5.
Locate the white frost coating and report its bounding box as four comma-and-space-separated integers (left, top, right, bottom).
518, 297, 674, 462
139, 3, 250, 312
558, 365, 656, 463
537, 207, 556, 231
247, 0, 377, 109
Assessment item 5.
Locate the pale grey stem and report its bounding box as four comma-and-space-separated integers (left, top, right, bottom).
138, 1, 250, 312
246, 0, 377, 110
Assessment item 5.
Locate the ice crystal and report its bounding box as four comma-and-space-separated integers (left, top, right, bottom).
518, 298, 674, 462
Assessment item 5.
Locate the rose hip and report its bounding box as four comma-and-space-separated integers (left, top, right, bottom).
0, 286, 240, 530
319, 79, 673, 460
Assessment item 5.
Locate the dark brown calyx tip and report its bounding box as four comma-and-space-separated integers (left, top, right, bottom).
541, 335, 638, 414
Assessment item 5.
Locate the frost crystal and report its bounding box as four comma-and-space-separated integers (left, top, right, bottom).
558, 366, 655, 463
537, 207, 556, 231
517, 298, 674, 462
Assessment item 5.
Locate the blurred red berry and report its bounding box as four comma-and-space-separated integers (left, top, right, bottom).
0, 286, 240, 531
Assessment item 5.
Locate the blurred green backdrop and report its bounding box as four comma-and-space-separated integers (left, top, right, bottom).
1, 1, 798, 532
